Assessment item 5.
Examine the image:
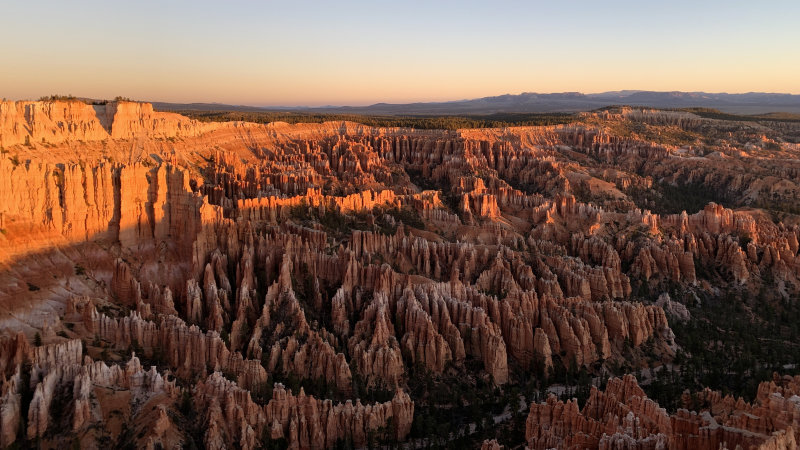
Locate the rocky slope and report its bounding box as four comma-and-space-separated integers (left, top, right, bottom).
0, 101, 799, 447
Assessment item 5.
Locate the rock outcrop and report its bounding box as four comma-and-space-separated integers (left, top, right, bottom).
3, 102, 800, 447
0, 100, 219, 147
524, 374, 800, 450
193, 372, 413, 449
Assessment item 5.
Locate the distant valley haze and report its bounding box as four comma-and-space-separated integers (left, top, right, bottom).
150, 90, 800, 115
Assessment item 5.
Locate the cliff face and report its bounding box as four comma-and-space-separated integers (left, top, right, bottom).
0, 100, 219, 147
2, 103, 800, 447
0, 158, 203, 248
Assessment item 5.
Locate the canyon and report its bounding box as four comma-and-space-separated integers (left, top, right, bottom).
1, 100, 799, 448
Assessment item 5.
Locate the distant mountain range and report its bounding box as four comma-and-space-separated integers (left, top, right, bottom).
153, 91, 800, 115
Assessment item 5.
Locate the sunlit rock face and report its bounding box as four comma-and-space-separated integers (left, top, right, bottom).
1, 102, 799, 447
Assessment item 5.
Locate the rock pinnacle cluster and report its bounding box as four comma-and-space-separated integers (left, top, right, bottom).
1, 100, 799, 448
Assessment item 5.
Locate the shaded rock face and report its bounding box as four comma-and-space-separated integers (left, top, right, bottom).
0, 338, 182, 449
523, 374, 800, 450
1, 103, 800, 447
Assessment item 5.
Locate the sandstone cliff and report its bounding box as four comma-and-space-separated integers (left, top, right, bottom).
0, 100, 219, 147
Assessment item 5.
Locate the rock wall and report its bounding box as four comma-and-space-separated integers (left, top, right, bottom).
0, 100, 219, 147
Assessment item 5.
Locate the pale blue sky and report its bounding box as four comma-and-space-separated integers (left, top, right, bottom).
1, 0, 798, 105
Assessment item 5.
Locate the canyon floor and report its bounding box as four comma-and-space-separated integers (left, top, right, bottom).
1, 101, 800, 449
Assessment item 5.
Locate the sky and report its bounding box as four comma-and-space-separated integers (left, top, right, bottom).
1, 0, 799, 106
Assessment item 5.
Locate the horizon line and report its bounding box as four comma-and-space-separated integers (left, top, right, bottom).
4, 89, 800, 109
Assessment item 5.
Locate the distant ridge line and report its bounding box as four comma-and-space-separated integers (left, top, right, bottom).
152, 90, 800, 115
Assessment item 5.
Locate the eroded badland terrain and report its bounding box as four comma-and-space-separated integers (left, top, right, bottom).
1, 101, 800, 449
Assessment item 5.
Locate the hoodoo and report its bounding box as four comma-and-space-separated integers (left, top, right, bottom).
1, 101, 800, 448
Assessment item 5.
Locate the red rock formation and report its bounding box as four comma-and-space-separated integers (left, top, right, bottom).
348, 293, 405, 388
523, 374, 800, 450
194, 372, 413, 449
0, 367, 22, 447
0, 333, 181, 447
481, 439, 503, 450
0, 100, 219, 147
5, 102, 800, 447
0, 333, 30, 378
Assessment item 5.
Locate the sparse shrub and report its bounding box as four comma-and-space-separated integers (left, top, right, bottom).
175, 110, 576, 130
39, 94, 78, 102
